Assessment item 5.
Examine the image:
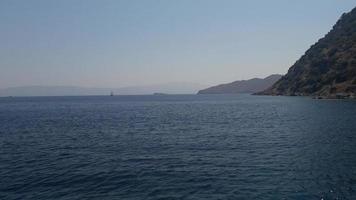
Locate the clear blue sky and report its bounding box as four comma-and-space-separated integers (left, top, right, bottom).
0, 0, 355, 88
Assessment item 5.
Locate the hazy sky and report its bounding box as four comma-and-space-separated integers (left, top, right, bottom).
1, 0, 355, 88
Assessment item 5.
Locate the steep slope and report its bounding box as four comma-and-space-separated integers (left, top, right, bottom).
197, 74, 282, 94
258, 7, 356, 98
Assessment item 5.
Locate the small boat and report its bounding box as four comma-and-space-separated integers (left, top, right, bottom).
153, 93, 167, 95
110, 91, 114, 96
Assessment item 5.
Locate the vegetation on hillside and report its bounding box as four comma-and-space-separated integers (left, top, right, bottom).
259, 7, 356, 98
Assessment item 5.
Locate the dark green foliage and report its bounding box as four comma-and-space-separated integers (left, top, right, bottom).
259, 7, 356, 97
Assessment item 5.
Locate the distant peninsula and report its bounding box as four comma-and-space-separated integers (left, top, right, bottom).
0, 82, 206, 97
197, 74, 282, 94
257, 7, 356, 99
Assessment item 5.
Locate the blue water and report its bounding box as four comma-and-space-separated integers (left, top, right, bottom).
1, 94, 356, 200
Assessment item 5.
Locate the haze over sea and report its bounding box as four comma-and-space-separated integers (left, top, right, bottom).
1, 94, 356, 199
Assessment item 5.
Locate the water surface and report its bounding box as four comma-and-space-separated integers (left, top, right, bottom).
1, 95, 356, 199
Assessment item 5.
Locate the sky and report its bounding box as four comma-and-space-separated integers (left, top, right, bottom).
0, 0, 355, 88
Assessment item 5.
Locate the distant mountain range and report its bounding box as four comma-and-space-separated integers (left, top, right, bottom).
197, 74, 282, 94
0, 82, 206, 97
258, 7, 356, 98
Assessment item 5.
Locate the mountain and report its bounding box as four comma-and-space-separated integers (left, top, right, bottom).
0, 86, 108, 97
0, 82, 206, 97
258, 7, 356, 98
197, 74, 282, 94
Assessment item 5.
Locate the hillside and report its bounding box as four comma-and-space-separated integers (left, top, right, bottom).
197, 74, 282, 94
258, 7, 356, 98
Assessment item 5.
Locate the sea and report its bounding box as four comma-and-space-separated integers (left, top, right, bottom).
0, 94, 356, 200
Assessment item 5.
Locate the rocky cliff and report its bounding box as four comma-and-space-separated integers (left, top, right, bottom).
258, 7, 356, 98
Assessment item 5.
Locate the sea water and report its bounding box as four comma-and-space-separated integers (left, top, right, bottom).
1, 94, 355, 199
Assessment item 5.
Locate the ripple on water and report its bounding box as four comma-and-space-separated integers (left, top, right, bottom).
0, 95, 356, 199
